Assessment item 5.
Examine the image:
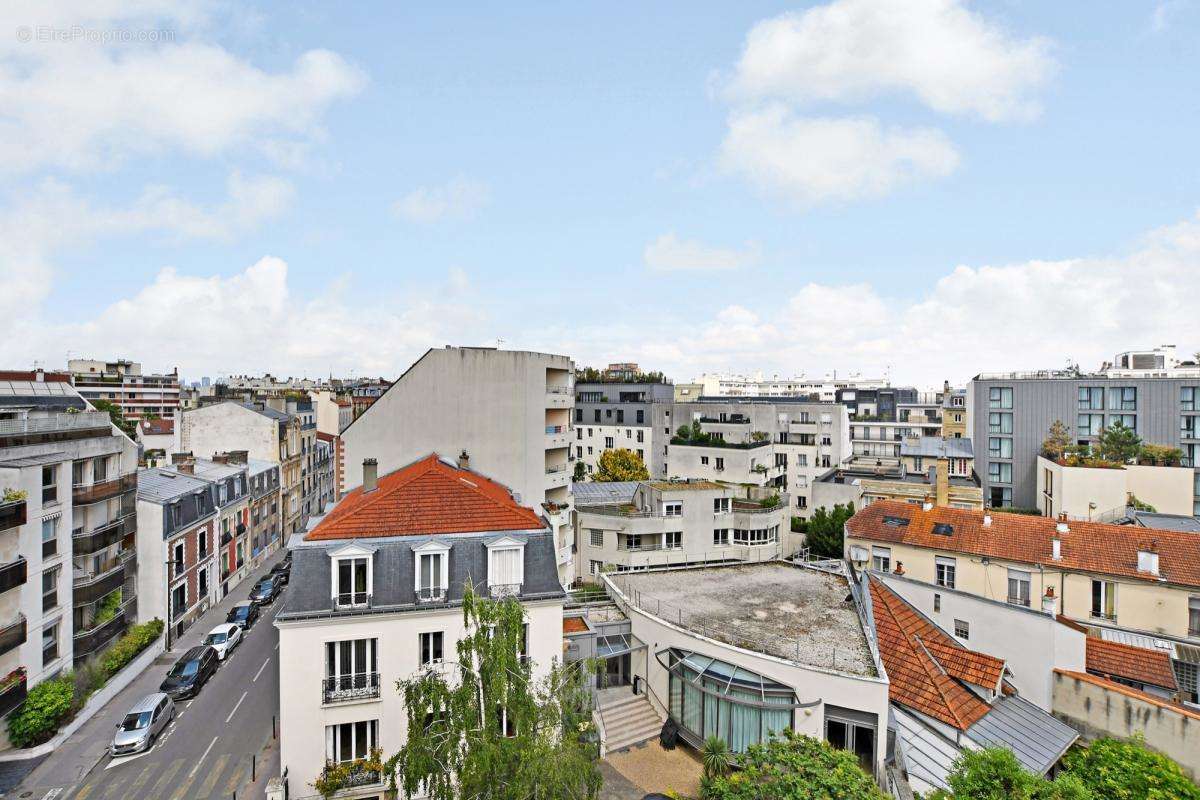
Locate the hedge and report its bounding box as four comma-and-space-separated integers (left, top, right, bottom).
100, 619, 164, 679
7, 676, 74, 748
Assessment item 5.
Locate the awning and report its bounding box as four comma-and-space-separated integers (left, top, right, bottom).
597, 633, 644, 659
656, 647, 819, 710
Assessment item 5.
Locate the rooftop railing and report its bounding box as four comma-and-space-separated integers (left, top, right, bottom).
0, 411, 112, 437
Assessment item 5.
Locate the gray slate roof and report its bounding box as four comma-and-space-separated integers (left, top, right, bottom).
899, 437, 974, 459
965, 694, 1078, 776
279, 530, 564, 621
137, 467, 213, 503
1131, 511, 1200, 533
239, 402, 291, 422
572, 481, 639, 507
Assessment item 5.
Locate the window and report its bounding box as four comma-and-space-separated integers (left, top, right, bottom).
824, 706, 877, 773
326, 720, 378, 765
713, 529, 729, 546
1008, 569, 1031, 607
713, 497, 730, 514
1078, 387, 1104, 410
935, 556, 956, 589
715, 457, 724, 471
1190, 597, 1200, 637
1108, 413, 1136, 431
198, 567, 208, 598
636, 430, 644, 443
1183, 387, 1198, 412
953, 619, 969, 640
664, 531, 682, 550
989, 487, 1011, 507
1091, 580, 1116, 620
173, 542, 185, 575
41, 567, 59, 612
41, 517, 57, 558
1108, 386, 1136, 410
337, 557, 371, 606
589, 529, 603, 548
987, 437, 1012, 458
41, 464, 57, 504
624, 533, 642, 550
42, 622, 59, 666
933, 593, 941, 612
488, 545, 524, 591
1181, 416, 1199, 439
796, 495, 808, 509
988, 413, 1012, 434
604, 437, 614, 449
420, 631, 444, 666
589, 560, 603, 576
733, 526, 778, 546
988, 387, 1013, 409
700, 456, 709, 465
988, 462, 1012, 484
663, 501, 682, 517
636, 410, 644, 424
871, 547, 891, 572
1077, 414, 1104, 437
616, 411, 624, 424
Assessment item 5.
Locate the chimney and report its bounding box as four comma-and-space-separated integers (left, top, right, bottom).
171, 451, 193, 465
1052, 537, 1062, 560
211, 452, 230, 465
229, 450, 248, 465
922, 495, 933, 512
894, 561, 905, 576
362, 458, 378, 493
1042, 586, 1057, 615
983, 514, 992, 526
457, 449, 470, 470
935, 457, 949, 507
175, 458, 194, 475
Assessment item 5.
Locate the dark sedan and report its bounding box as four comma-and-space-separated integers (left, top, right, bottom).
249, 575, 282, 605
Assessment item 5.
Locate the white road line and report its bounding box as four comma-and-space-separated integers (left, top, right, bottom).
188, 736, 220, 780
41, 789, 62, 800
274, 641, 279, 651
253, 658, 270, 682
225, 690, 248, 724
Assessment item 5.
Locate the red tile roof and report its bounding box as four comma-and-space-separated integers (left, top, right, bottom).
1085, 638, 1178, 690
847, 501, 1200, 588
869, 577, 1006, 730
305, 454, 544, 541
138, 418, 174, 435
316, 431, 335, 442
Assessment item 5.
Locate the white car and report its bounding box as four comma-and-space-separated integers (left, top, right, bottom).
202, 623, 243, 661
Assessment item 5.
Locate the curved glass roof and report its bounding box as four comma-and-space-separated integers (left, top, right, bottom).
656, 648, 818, 709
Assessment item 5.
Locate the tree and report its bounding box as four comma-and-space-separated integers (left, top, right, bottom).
572, 461, 587, 482
91, 399, 136, 438
1096, 421, 1141, 464
804, 503, 855, 559
701, 730, 885, 800
1061, 735, 1200, 800
1041, 420, 1071, 461
928, 747, 1089, 800
385, 587, 601, 800
594, 449, 649, 482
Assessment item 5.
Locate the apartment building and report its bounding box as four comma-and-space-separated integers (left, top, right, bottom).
340, 346, 576, 584
696, 372, 886, 400
245, 457, 282, 563
574, 479, 792, 580
314, 433, 337, 513
183, 457, 252, 597
844, 501, 1200, 704
941, 383, 969, 439
814, 454, 983, 511
840, 387, 948, 459
1036, 455, 1196, 520
276, 454, 563, 799
177, 401, 309, 535
669, 399, 851, 516
971, 349, 1200, 511
68, 359, 180, 423
0, 371, 140, 720
573, 382, 674, 478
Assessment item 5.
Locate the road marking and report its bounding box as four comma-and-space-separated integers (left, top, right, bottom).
197, 753, 230, 797
223, 761, 247, 796
189, 735, 220, 780
253, 657, 270, 682
274, 640, 280, 651
145, 758, 185, 798
70, 784, 94, 800
106, 743, 158, 769
41, 789, 63, 800
225, 690, 248, 723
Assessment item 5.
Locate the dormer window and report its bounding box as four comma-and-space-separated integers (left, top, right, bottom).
1137, 550, 1160, 576
486, 536, 526, 597
329, 542, 375, 608
414, 540, 450, 601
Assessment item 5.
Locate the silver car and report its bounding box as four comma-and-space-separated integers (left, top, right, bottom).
111, 692, 174, 757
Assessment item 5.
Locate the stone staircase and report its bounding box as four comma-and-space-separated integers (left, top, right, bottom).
599, 692, 663, 753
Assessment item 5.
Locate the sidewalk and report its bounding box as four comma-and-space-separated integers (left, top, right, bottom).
9, 548, 287, 797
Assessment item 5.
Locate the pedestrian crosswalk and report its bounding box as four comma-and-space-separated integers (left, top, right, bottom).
63, 753, 257, 800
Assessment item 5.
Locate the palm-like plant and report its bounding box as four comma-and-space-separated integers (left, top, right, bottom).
700, 735, 731, 781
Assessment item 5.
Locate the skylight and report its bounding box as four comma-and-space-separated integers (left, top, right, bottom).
883, 516, 910, 527
932, 523, 954, 536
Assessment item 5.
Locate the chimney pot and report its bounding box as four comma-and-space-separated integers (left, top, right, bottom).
1042, 587, 1058, 615
363, 458, 378, 493
457, 450, 470, 470
983, 514, 992, 526
1056, 522, 1069, 534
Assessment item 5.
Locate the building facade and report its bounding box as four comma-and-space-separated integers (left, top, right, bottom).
573, 382, 674, 479
68, 359, 180, 423
1035, 456, 1196, 520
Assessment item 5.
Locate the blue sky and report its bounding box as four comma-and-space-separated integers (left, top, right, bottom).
2, 1, 1199, 387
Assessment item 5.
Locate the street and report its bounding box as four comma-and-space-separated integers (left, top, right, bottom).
14, 553, 285, 800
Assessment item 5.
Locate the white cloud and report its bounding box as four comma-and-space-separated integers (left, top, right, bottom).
1149, 1, 1185, 33
720, 107, 960, 205
644, 233, 761, 271
393, 177, 491, 224
0, 5, 365, 172
730, 0, 1055, 122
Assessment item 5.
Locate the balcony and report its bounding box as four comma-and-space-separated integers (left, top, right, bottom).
0, 668, 27, 718
545, 386, 573, 409
0, 498, 26, 533
72, 472, 137, 506
322, 672, 381, 705
0, 557, 27, 594
72, 561, 126, 605
72, 513, 135, 556
0, 411, 111, 444
73, 609, 128, 659
0, 615, 25, 657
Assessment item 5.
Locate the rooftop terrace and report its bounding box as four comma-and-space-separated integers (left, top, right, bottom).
609, 562, 876, 677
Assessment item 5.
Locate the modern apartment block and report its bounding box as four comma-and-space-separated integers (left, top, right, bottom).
276, 454, 563, 799
574, 479, 793, 580
340, 346, 576, 584
840, 387, 949, 459
573, 382, 674, 478
695, 372, 886, 400
0, 370, 140, 718
971, 350, 1200, 512
68, 358, 180, 422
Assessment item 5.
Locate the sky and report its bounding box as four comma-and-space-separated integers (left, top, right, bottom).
2, 1, 1200, 389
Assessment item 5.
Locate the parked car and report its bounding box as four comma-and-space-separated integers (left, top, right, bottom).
269, 559, 290, 585
203, 622, 243, 661
249, 575, 281, 605
159, 646, 218, 699
111, 693, 174, 756
226, 600, 260, 630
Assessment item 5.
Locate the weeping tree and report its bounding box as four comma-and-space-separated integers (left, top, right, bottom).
387, 586, 602, 800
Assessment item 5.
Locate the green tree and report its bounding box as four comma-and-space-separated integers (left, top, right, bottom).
1041, 420, 1072, 461
1061, 735, 1200, 800
572, 461, 587, 482
594, 449, 649, 482
1096, 421, 1142, 464
91, 399, 136, 438
701, 730, 885, 800
929, 747, 1089, 800
385, 587, 601, 800
804, 503, 855, 559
